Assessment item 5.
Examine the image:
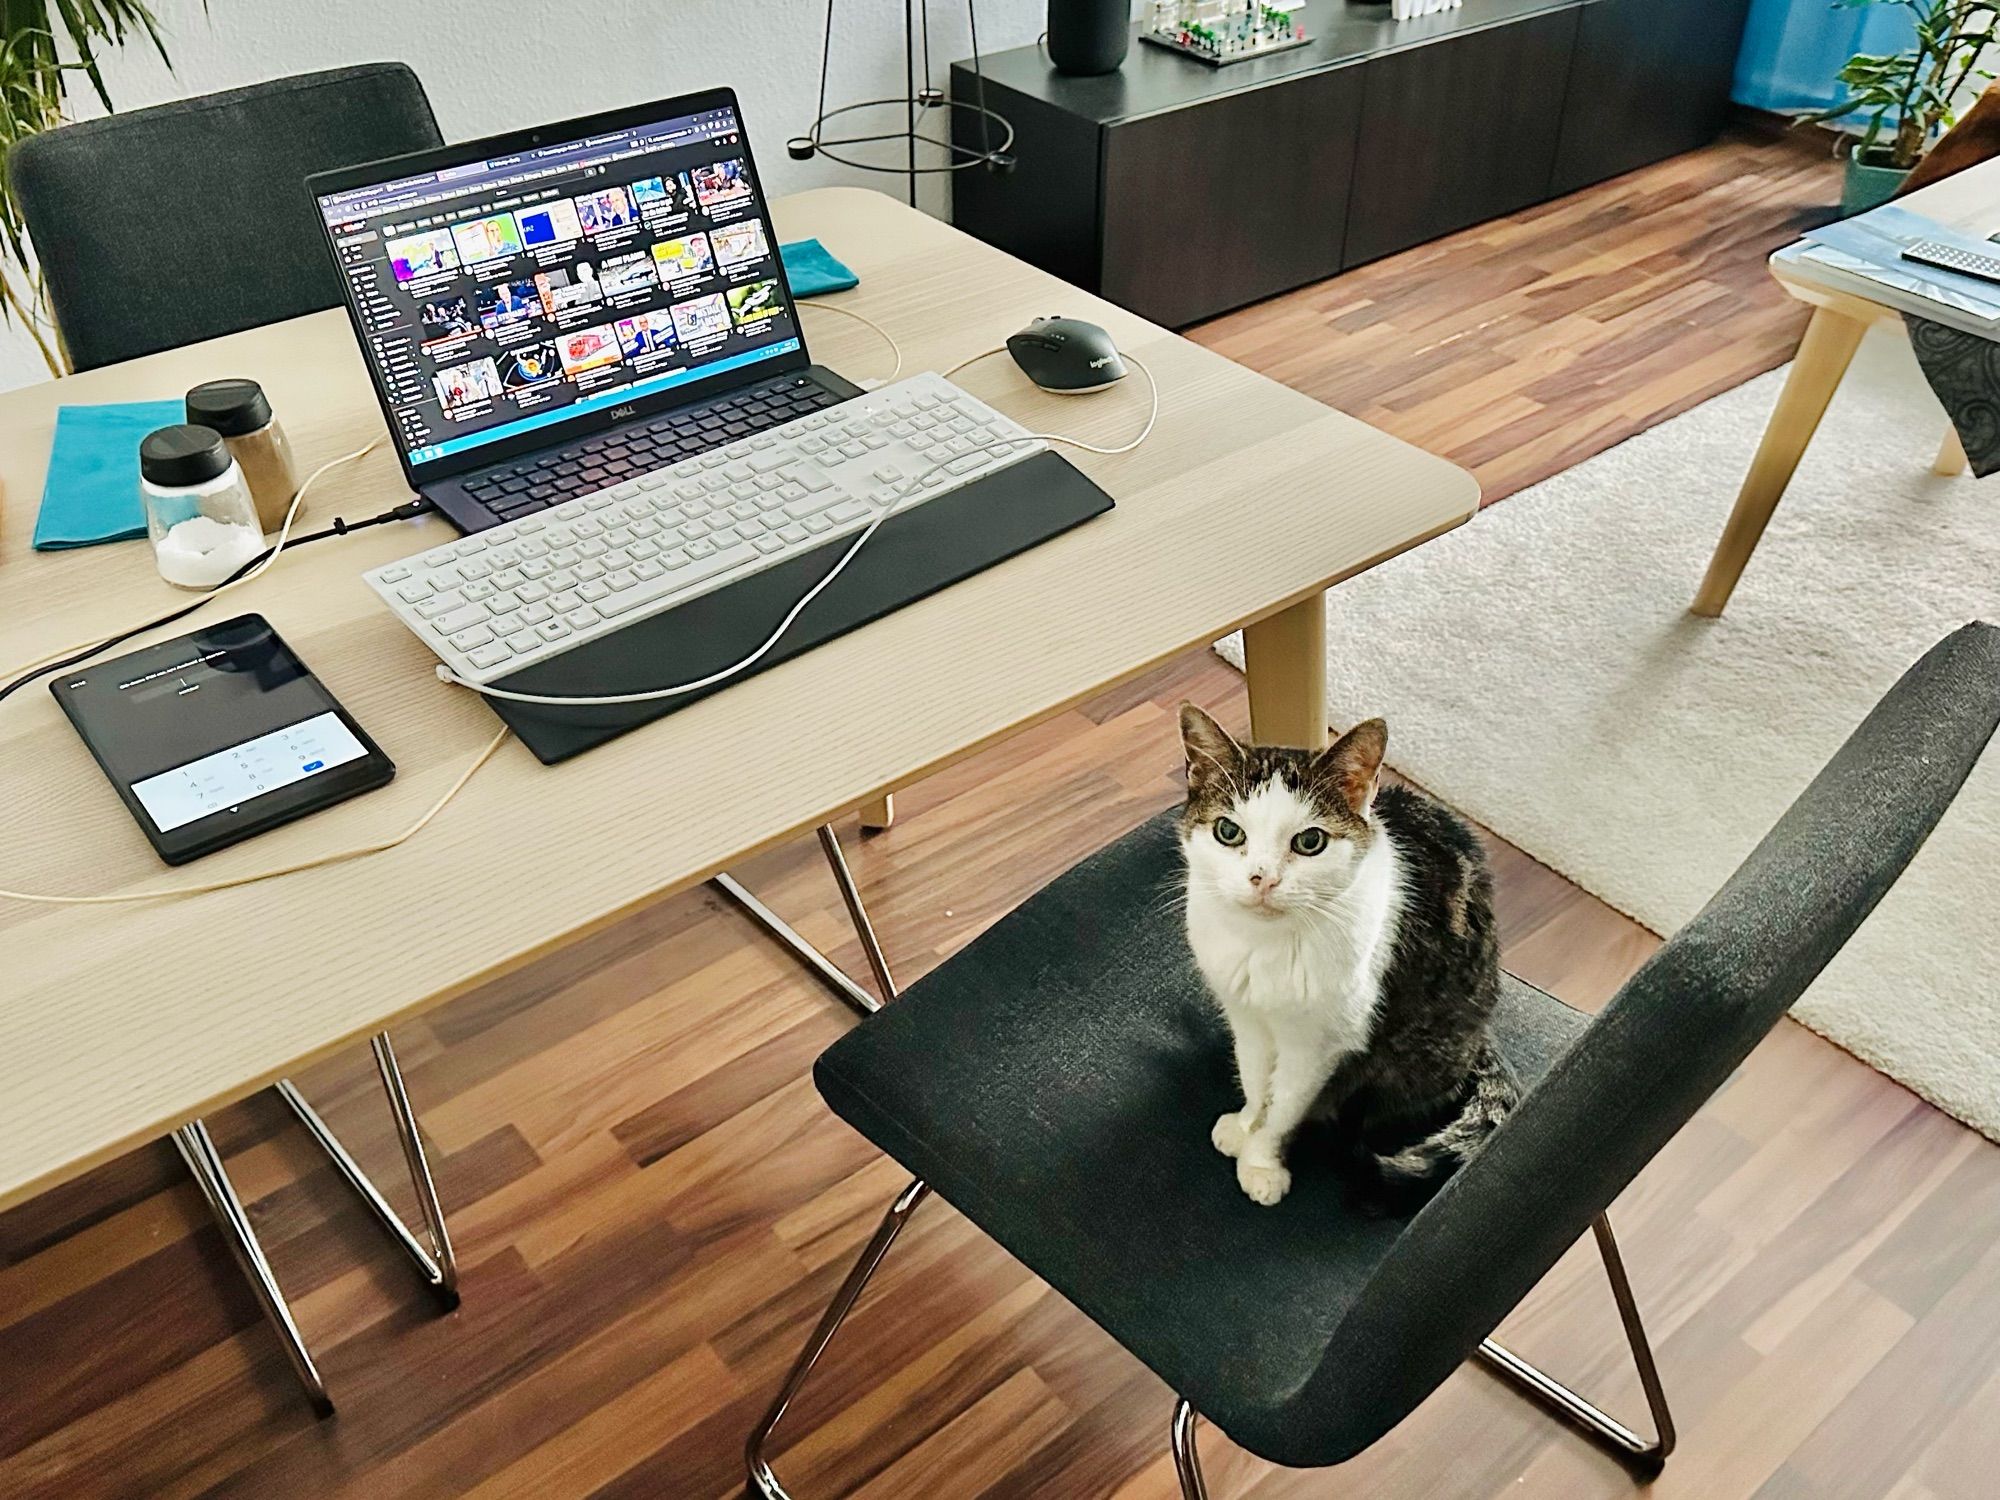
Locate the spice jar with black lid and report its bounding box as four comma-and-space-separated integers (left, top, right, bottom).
185, 378, 299, 534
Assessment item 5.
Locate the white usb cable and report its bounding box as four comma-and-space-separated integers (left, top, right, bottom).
4, 438, 382, 683
796, 300, 903, 387
1, 342, 1157, 901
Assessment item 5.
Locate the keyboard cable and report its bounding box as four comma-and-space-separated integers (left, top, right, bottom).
0, 438, 401, 705
796, 299, 903, 387
0, 347, 1155, 900
434, 350, 1159, 709
0, 438, 519, 906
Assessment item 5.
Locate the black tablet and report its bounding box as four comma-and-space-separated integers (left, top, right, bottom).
50, 615, 395, 866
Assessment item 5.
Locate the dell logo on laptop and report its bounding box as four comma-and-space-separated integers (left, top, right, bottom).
609, 403, 639, 421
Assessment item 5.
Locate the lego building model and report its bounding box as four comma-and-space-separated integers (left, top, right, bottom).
1140, 0, 1310, 65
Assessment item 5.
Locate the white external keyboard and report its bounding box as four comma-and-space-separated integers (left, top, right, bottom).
366, 373, 1048, 685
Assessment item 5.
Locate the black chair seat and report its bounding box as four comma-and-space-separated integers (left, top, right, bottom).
815, 809, 1589, 1466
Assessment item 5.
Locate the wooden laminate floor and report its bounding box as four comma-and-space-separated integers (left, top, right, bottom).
10, 127, 1990, 1500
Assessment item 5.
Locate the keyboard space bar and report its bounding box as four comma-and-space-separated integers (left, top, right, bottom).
595, 542, 761, 619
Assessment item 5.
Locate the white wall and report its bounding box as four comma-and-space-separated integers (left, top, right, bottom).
9, 0, 1057, 390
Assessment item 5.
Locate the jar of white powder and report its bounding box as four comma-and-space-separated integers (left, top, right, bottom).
139, 424, 264, 590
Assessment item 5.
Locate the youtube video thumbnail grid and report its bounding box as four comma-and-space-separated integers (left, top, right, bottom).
337, 143, 791, 461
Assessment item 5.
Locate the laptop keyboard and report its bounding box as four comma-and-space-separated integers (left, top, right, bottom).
457, 374, 845, 524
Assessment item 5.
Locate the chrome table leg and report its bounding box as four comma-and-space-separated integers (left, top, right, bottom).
276, 1031, 458, 1307
746, 1177, 931, 1498
172, 1120, 333, 1418
370, 1032, 459, 1302
713, 872, 882, 1016
814, 824, 896, 1002
714, 822, 900, 1017
175, 1028, 459, 1415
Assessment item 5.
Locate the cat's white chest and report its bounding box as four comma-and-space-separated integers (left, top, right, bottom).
1184, 834, 1402, 1056
1190, 912, 1383, 1051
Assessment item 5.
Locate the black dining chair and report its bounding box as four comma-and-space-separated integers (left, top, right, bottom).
8, 63, 441, 371
746, 622, 2000, 1497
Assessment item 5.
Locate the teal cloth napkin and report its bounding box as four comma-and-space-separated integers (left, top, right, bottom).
33, 400, 182, 550
780, 238, 859, 297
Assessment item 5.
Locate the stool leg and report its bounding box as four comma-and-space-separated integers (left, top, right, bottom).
746, 1177, 931, 1498
1171, 1398, 1210, 1500
172, 1120, 333, 1418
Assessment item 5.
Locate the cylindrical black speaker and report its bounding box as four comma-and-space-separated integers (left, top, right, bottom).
1047, 0, 1130, 75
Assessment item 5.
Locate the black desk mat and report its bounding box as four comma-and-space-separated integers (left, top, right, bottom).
485, 450, 1114, 763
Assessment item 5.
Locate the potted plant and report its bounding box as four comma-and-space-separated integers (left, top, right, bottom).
0, 2, 173, 377
1807, 0, 1998, 213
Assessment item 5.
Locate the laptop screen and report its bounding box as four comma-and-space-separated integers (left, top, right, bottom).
315, 99, 801, 473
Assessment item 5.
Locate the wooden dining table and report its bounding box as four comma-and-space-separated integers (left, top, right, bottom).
0, 184, 1477, 1400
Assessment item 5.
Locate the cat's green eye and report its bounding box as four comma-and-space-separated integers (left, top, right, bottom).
1212, 817, 1245, 847
1291, 827, 1329, 856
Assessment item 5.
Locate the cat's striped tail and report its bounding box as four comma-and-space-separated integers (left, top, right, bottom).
1374, 1042, 1519, 1191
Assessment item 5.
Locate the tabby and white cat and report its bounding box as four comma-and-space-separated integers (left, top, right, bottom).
1178, 704, 1516, 1207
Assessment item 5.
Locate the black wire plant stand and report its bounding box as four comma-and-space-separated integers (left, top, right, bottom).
787, 0, 1015, 207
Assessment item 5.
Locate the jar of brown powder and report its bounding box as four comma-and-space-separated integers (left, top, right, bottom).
185, 379, 299, 535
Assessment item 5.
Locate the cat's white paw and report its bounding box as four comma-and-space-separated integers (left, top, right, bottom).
1211, 1112, 1252, 1157
1237, 1158, 1292, 1206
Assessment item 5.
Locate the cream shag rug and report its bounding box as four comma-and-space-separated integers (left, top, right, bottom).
1218, 328, 2000, 1139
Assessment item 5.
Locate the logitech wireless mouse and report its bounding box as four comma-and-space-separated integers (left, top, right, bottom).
1005, 316, 1127, 393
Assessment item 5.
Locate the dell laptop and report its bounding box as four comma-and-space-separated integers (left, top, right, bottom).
309, 86, 1116, 765
309, 87, 863, 535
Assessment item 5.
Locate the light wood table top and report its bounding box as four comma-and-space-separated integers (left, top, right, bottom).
0, 186, 1476, 1212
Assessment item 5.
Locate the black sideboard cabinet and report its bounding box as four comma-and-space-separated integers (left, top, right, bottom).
950, 0, 1754, 328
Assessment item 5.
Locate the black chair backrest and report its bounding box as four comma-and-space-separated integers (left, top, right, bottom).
8, 64, 441, 371
1300, 622, 2000, 1457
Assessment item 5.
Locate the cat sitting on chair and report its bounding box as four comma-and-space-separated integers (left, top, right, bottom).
1177, 704, 1516, 1208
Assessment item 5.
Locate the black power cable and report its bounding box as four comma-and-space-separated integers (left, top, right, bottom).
1, 498, 434, 706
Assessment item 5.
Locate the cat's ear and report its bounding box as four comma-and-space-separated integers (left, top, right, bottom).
1313, 717, 1387, 819
1179, 703, 1244, 796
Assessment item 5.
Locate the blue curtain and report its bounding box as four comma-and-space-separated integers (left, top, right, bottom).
1733, 0, 1922, 114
